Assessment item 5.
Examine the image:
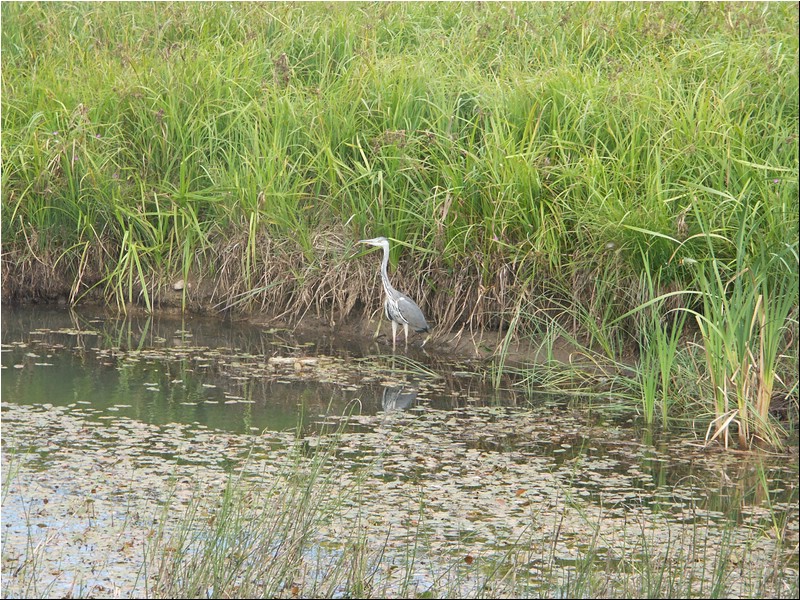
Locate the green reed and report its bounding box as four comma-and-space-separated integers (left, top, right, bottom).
681, 189, 798, 449
635, 251, 689, 426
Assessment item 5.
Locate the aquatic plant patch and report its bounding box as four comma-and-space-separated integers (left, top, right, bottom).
2, 399, 796, 598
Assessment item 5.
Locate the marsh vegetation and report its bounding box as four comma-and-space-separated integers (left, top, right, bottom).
1, 2, 798, 596
2, 2, 798, 447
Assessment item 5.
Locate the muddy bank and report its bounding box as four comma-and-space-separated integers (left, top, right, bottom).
0, 298, 611, 373
0, 227, 644, 361
0, 251, 602, 366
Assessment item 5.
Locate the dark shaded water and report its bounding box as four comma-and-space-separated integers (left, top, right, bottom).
1, 305, 510, 434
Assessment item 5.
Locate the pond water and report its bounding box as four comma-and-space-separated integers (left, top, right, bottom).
1, 306, 798, 598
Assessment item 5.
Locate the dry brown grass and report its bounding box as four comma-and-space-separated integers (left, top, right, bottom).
2, 228, 556, 346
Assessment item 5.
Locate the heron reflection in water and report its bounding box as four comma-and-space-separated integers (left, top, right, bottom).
381, 385, 418, 412
358, 236, 430, 351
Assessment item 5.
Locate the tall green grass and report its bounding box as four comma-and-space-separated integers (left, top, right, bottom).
635, 252, 688, 427
2, 2, 798, 444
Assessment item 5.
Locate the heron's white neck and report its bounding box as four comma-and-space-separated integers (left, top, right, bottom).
379, 243, 399, 297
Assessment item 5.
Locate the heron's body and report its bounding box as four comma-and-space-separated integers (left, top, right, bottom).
359, 236, 429, 350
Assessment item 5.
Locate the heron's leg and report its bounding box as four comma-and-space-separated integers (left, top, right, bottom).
404, 323, 410, 348
391, 320, 398, 352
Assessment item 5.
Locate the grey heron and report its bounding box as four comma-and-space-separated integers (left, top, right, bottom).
358, 236, 429, 350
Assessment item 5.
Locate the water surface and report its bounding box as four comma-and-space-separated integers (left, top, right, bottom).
2, 305, 797, 598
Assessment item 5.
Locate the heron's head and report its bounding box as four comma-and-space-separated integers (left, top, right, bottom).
358, 236, 390, 249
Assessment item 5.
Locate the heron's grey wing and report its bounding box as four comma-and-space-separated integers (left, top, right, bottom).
396, 294, 429, 332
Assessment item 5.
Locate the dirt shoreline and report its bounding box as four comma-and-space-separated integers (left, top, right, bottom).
1, 280, 612, 369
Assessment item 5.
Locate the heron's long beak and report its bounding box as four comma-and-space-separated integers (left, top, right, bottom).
354, 239, 375, 257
